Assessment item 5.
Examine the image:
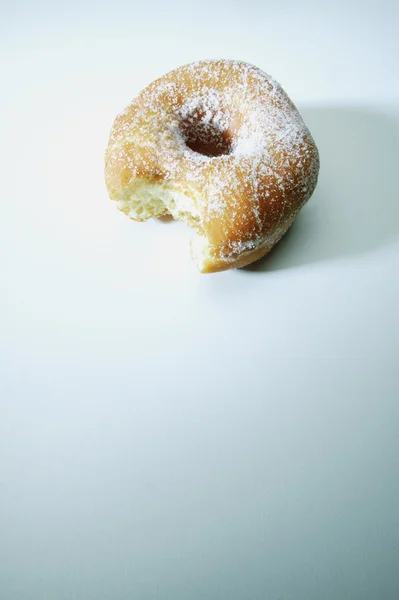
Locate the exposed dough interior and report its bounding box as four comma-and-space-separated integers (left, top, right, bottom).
116, 179, 199, 224
115, 179, 210, 268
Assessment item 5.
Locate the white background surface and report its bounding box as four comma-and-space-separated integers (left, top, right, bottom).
1, 1, 399, 598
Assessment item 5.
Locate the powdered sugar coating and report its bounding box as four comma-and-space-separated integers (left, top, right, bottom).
105, 59, 319, 270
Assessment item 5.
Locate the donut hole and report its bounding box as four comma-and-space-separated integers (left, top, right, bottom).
180, 110, 233, 157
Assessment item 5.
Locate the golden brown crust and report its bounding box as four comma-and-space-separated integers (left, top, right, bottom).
105, 59, 319, 272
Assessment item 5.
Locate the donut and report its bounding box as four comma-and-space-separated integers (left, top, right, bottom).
105, 59, 319, 273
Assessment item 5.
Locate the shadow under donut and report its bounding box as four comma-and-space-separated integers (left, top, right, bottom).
243, 106, 399, 272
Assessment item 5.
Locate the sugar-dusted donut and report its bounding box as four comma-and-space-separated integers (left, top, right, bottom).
105, 60, 319, 272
